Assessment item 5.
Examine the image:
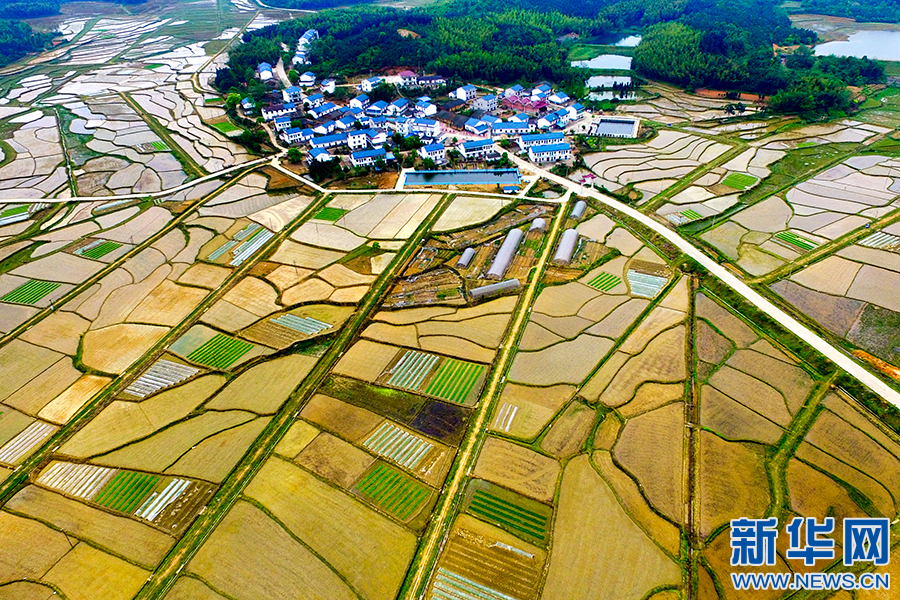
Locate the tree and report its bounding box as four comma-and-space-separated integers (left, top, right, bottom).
421, 157, 437, 169
288, 69, 300, 84
225, 93, 242, 110
287, 148, 304, 162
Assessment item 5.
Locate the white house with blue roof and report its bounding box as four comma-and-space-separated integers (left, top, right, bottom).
282, 86, 303, 103
504, 84, 524, 98
351, 147, 394, 167
473, 94, 498, 111
305, 93, 324, 107
310, 132, 348, 149
492, 121, 534, 137
458, 138, 495, 159
351, 94, 370, 110
281, 127, 306, 144
418, 142, 446, 164
347, 128, 386, 150
366, 100, 388, 117
308, 148, 333, 163
273, 116, 292, 132
528, 142, 572, 163
359, 76, 382, 93
452, 84, 477, 101
308, 102, 338, 119
257, 62, 273, 82
299, 71, 316, 86
386, 98, 409, 116
518, 132, 564, 149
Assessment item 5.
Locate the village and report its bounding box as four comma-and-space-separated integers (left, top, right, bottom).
246, 29, 640, 176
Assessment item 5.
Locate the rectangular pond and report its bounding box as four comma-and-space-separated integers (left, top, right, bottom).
571, 54, 633, 70
594, 118, 639, 137
406, 169, 521, 186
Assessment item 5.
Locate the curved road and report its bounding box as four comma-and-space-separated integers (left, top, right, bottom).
503, 148, 900, 408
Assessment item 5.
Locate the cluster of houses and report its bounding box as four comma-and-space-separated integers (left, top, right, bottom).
291, 29, 318, 67
247, 61, 593, 169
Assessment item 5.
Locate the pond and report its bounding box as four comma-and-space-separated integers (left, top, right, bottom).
614, 35, 642, 47
405, 169, 521, 186
588, 90, 638, 101
586, 75, 632, 88
815, 30, 900, 61
571, 54, 633, 70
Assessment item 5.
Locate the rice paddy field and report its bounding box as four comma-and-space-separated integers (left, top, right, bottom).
0, 0, 899, 598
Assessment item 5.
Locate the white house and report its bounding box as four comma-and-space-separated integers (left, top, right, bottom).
504, 84, 524, 98
351, 147, 394, 167
549, 91, 570, 104
418, 142, 446, 164
359, 76, 382, 93
452, 84, 477, 102
537, 112, 561, 129
458, 138, 494, 159
472, 94, 498, 111
308, 102, 338, 119
492, 121, 534, 137
347, 128, 386, 150
320, 79, 336, 94
310, 133, 348, 149
528, 142, 572, 163
351, 94, 370, 110
282, 86, 303, 103
400, 117, 440, 138
518, 132, 564, 149
465, 118, 489, 136
305, 93, 325, 108
336, 115, 357, 130
385, 98, 409, 116
366, 100, 388, 116
273, 116, 292, 132
299, 71, 316, 87
399, 70, 418, 87
257, 62, 273, 82
313, 120, 336, 135
566, 103, 586, 120
417, 75, 447, 88
281, 127, 306, 144
307, 148, 333, 163
414, 100, 437, 117
261, 103, 296, 121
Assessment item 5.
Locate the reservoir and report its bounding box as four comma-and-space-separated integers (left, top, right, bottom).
815, 30, 900, 61
571, 54, 633, 70
406, 169, 521, 186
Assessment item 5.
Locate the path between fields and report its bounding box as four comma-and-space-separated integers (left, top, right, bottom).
400, 191, 571, 599
502, 147, 900, 409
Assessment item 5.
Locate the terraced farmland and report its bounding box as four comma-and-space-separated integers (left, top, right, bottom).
774, 230, 819, 252
0, 279, 61, 305
722, 172, 758, 189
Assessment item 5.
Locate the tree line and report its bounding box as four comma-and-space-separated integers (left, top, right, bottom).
0, 19, 55, 67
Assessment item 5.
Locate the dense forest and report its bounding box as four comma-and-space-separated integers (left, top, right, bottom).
0, 19, 54, 67
799, 0, 900, 23
222, 1, 596, 92
0, 0, 143, 20
223, 0, 886, 117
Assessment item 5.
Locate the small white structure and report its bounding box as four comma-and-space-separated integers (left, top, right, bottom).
528, 142, 572, 163
487, 228, 524, 280
418, 143, 446, 164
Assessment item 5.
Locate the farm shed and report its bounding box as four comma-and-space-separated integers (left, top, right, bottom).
571, 200, 587, 220
471, 278, 521, 300
553, 228, 579, 265
486, 228, 524, 280
456, 248, 476, 268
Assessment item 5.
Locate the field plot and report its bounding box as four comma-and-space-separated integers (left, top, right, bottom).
311, 192, 443, 242
373, 348, 487, 406
770, 223, 900, 365
583, 129, 731, 197
0, 112, 67, 199
753, 120, 888, 150
427, 514, 547, 600
656, 147, 784, 225
700, 154, 900, 276
432, 195, 513, 232
622, 82, 760, 124
58, 96, 189, 195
